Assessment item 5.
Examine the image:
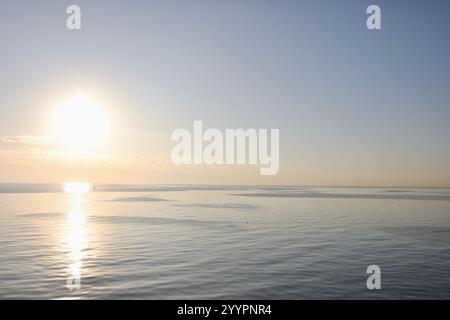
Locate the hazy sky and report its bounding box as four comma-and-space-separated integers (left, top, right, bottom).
1, 0, 450, 186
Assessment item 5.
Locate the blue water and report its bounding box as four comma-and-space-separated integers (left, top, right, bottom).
1, 184, 450, 299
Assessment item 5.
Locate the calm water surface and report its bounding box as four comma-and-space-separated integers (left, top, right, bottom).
1, 184, 450, 299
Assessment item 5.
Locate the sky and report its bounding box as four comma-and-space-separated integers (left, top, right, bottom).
0, 0, 450, 186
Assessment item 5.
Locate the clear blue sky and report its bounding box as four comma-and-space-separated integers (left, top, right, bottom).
0, 0, 449, 186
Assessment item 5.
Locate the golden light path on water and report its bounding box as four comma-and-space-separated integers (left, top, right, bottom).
63, 182, 92, 294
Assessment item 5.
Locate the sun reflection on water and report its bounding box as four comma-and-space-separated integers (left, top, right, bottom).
63, 182, 91, 292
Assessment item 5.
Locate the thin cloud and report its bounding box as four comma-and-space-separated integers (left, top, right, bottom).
0, 135, 50, 145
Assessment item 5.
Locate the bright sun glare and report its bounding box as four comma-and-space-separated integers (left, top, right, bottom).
53, 95, 110, 149
64, 182, 92, 194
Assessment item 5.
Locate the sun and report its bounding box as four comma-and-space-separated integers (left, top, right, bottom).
52, 95, 111, 149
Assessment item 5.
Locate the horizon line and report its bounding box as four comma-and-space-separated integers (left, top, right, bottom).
1, 181, 450, 189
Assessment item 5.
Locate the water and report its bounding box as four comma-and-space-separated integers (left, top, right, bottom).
1, 184, 450, 299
